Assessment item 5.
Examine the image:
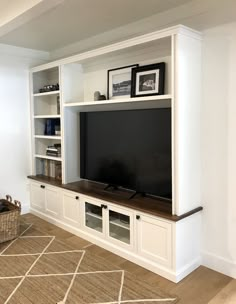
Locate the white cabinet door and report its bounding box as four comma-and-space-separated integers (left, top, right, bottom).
45, 186, 61, 218
81, 197, 105, 238
61, 190, 80, 227
137, 214, 172, 268
107, 204, 134, 250
30, 182, 45, 212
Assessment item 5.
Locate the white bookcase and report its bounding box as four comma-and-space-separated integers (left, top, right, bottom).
30, 66, 62, 180
28, 25, 202, 282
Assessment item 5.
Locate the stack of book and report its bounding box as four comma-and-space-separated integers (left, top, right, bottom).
43, 160, 62, 180
46, 144, 61, 158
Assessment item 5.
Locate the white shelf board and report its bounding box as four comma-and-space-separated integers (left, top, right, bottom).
34, 135, 61, 140
34, 154, 62, 161
86, 211, 102, 220
34, 115, 61, 119
109, 217, 130, 230
64, 94, 172, 108
33, 90, 60, 97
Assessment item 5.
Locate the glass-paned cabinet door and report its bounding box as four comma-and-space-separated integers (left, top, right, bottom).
85, 201, 103, 233
108, 206, 133, 248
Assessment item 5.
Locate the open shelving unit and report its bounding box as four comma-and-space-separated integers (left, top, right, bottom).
30, 24, 202, 217
31, 66, 62, 180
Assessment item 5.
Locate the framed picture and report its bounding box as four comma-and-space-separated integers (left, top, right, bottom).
131, 62, 165, 97
107, 64, 139, 99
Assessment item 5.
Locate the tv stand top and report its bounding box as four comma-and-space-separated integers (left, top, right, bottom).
28, 175, 202, 222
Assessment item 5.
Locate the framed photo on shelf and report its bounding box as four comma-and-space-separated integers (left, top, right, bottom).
107, 64, 138, 99
131, 62, 165, 98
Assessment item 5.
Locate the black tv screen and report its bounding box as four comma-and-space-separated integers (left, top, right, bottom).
80, 108, 172, 199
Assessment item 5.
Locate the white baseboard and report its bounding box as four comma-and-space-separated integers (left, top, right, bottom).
202, 251, 236, 279
176, 258, 202, 282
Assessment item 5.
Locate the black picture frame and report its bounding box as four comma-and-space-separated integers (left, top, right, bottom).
107, 64, 139, 100
131, 62, 165, 97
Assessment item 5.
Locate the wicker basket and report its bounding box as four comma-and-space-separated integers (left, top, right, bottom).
0, 195, 21, 243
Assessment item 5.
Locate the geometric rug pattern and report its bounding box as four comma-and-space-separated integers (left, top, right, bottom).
0, 222, 178, 304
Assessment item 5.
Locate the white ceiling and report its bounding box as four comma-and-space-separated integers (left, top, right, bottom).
0, 0, 41, 25
0, 0, 193, 51
0, 0, 236, 56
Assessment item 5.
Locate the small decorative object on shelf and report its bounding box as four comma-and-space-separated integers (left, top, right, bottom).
107, 64, 138, 99
131, 62, 165, 98
99, 94, 106, 100
55, 125, 61, 136
39, 83, 59, 93
94, 91, 106, 101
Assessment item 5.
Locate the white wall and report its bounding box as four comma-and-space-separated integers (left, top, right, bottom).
202, 22, 236, 278
0, 45, 48, 214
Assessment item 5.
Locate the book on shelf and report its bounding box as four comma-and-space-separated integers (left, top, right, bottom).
42, 159, 61, 180
44, 119, 60, 136
46, 151, 61, 157
43, 159, 50, 177
49, 160, 56, 178
46, 144, 61, 157
55, 162, 62, 180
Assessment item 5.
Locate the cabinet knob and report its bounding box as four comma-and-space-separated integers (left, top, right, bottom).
40, 185, 45, 189
75, 196, 79, 200
101, 204, 107, 209
136, 215, 141, 220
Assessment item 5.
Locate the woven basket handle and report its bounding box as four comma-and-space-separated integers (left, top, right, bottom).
6, 195, 12, 202
14, 200, 21, 211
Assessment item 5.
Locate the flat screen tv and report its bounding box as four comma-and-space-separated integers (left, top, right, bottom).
80, 108, 172, 199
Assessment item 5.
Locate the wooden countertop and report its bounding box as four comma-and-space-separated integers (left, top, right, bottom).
28, 175, 203, 222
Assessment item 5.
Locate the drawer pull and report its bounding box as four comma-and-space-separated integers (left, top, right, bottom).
136, 215, 141, 220
75, 196, 79, 200
40, 185, 45, 189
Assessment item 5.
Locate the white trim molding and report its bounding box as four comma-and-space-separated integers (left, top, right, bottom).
202, 251, 236, 279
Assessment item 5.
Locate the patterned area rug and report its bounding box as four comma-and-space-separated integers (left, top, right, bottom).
0, 221, 178, 304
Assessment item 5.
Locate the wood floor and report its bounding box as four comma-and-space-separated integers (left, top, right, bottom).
22, 213, 235, 304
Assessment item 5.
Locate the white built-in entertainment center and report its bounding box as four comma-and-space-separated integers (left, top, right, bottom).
28, 25, 202, 282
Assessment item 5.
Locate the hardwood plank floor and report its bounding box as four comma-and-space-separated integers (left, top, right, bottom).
208, 280, 236, 304
22, 213, 234, 304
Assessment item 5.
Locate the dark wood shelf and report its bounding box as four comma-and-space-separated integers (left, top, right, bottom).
28, 175, 202, 222
28, 175, 62, 187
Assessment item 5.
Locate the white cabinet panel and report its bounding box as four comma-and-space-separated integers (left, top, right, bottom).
45, 186, 61, 218
61, 190, 80, 227
30, 182, 45, 212
137, 214, 172, 267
